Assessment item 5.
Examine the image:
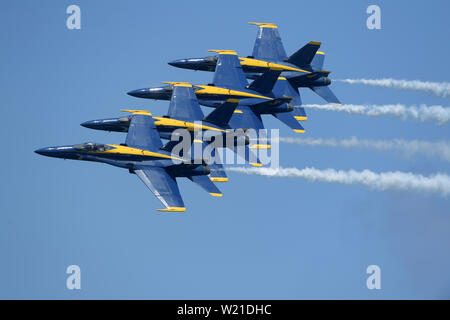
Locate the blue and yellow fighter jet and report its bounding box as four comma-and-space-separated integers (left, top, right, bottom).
35, 110, 224, 212
167, 22, 341, 108
81, 82, 265, 183
128, 49, 305, 140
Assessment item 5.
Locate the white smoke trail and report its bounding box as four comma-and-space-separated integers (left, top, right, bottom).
337, 78, 450, 98
228, 166, 450, 196
302, 103, 450, 124
278, 137, 450, 162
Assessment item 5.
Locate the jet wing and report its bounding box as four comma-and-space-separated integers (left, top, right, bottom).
124, 110, 163, 150
166, 83, 205, 121
134, 167, 185, 212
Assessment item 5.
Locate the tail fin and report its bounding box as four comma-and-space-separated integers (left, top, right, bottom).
247, 69, 282, 94
311, 51, 325, 70
310, 86, 341, 105
123, 110, 163, 151
209, 50, 248, 90
208, 151, 228, 182
165, 82, 205, 121
203, 99, 240, 126
249, 22, 287, 61
188, 174, 223, 197
229, 105, 264, 131
285, 41, 321, 68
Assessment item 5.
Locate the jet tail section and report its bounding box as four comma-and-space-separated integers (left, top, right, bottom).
310, 86, 341, 105
210, 50, 248, 90
203, 99, 240, 126
285, 41, 321, 68
208, 151, 228, 182
249, 22, 287, 61
272, 112, 306, 133
188, 175, 222, 197
311, 51, 325, 70
247, 69, 282, 94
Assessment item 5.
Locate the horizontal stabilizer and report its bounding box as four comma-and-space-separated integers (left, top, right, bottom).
310, 86, 341, 105
272, 111, 305, 133
293, 106, 308, 121
286, 41, 321, 68
203, 99, 240, 126
188, 174, 222, 197
247, 69, 282, 94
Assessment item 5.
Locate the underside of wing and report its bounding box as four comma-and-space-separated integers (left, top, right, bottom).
134, 167, 185, 212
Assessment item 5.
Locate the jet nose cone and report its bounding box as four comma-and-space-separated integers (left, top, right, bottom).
80, 120, 95, 129
127, 88, 150, 98
127, 89, 140, 97
35, 147, 52, 156
168, 59, 185, 67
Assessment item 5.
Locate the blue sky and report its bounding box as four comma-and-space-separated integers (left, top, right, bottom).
1, 0, 449, 299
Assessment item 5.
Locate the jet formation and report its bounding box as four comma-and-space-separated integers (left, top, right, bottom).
36, 23, 340, 211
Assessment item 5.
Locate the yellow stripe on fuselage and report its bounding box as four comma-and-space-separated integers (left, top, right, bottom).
152, 116, 226, 132
238, 57, 310, 74
194, 85, 272, 100
95, 144, 183, 161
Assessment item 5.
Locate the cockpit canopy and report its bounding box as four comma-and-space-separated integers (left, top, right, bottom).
74, 142, 112, 152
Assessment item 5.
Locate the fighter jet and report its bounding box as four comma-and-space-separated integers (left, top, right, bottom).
35, 110, 224, 212
81, 82, 265, 182
167, 22, 341, 107
128, 49, 305, 143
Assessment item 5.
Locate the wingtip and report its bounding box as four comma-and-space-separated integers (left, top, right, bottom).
157, 207, 186, 212
250, 162, 263, 167
249, 144, 271, 150
210, 177, 228, 182
210, 193, 223, 197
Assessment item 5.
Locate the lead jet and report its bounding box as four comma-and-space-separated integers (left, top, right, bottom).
81, 82, 265, 183
128, 49, 305, 145
35, 110, 224, 212
167, 22, 341, 108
